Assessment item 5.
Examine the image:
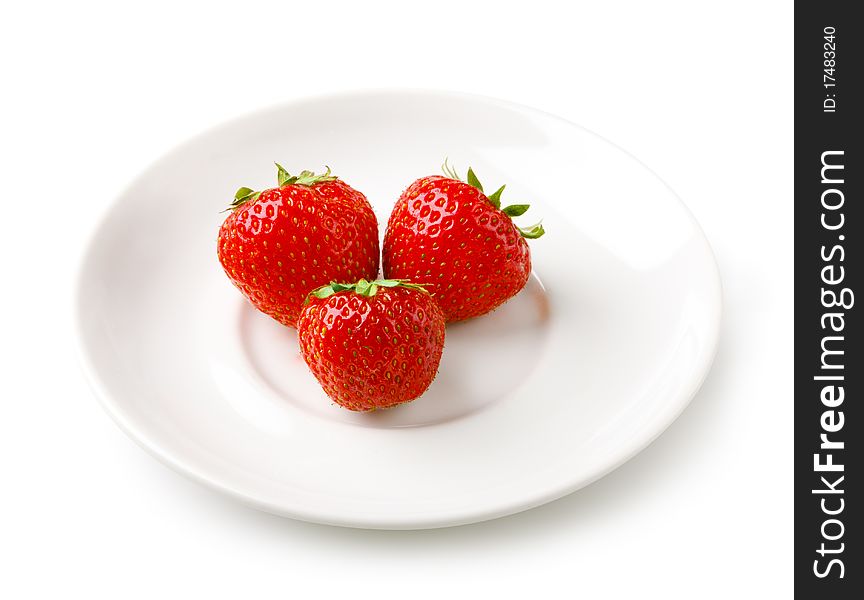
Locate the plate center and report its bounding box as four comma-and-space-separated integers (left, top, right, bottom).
238, 275, 550, 428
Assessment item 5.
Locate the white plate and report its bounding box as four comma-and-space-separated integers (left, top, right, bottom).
75, 90, 721, 529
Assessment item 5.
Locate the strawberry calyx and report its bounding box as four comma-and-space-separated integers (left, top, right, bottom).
305, 279, 428, 304
441, 158, 545, 239
226, 164, 339, 211
275, 163, 338, 187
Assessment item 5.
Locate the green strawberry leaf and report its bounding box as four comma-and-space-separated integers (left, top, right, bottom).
487, 185, 505, 209
275, 164, 338, 187
227, 164, 337, 212
466, 167, 483, 192
437, 158, 547, 239
225, 186, 261, 211
502, 204, 529, 217
305, 282, 352, 303
235, 187, 255, 200
304, 279, 429, 304
354, 279, 372, 296
276, 163, 293, 186
311, 286, 337, 300
518, 222, 546, 239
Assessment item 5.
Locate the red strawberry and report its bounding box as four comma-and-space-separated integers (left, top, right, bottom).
217, 165, 379, 327
297, 279, 446, 411
382, 161, 544, 321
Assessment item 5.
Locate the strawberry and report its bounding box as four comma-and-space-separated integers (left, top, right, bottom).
217, 165, 379, 327
297, 279, 446, 411
382, 161, 544, 321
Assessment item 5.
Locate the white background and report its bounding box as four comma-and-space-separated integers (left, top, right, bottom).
0, 1, 792, 598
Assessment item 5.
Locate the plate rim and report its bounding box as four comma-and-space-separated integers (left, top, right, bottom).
73, 88, 723, 529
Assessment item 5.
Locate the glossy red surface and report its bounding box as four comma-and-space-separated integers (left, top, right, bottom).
297, 286, 446, 411
218, 180, 379, 327
383, 176, 531, 321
